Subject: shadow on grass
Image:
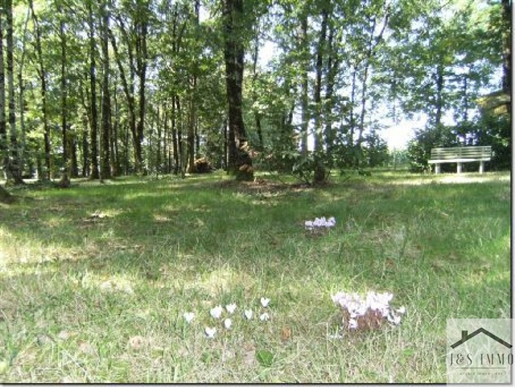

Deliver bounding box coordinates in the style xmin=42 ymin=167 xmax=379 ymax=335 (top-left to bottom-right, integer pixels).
xmin=0 ymin=171 xmax=510 ymax=288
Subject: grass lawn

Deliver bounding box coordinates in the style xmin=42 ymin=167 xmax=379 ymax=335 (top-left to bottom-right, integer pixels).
xmin=0 ymin=170 xmax=511 ymax=383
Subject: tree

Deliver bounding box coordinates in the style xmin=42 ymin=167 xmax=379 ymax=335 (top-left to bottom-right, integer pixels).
xmin=501 ymin=0 xmax=511 ymax=115
xmin=0 ymin=4 xmax=7 ymax=179
xmin=29 ymin=0 xmax=52 ymax=180
xmin=6 ymin=0 xmax=23 ymax=183
xmin=100 ymin=0 xmax=112 ymax=180
xmin=223 ymin=0 xmax=253 ymax=181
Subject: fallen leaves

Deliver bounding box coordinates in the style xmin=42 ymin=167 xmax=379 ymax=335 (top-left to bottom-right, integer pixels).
xmin=280 ymin=327 xmax=291 ymax=342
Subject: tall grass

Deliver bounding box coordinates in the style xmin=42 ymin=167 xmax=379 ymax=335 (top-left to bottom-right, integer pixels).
xmin=0 ymin=171 xmax=510 ymax=382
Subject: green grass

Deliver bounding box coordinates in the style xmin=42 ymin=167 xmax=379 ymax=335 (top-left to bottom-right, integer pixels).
xmin=0 ymin=170 xmax=511 ymax=383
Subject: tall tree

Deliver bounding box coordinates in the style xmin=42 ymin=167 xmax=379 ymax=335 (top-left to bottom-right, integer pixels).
xmin=0 ymin=4 xmax=7 ymax=179
xmin=501 ymin=0 xmax=511 ymax=115
xmin=88 ymin=0 xmax=100 ymax=179
xmin=223 ymin=0 xmax=253 ymax=181
xmin=100 ymin=0 xmax=112 ymax=179
xmin=59 ymin=17 xmax=70 ymax=184
xmin=312 ymin=3 xmax=329 ymax=184
xmin=29 ymin=0 xmax=52 ymax=180
xmin=6 ymin=0 xmax=23 ymax=183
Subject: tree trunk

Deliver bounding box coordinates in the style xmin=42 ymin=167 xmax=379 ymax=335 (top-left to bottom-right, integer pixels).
xmin=29 ymin=0 xmax=52 ymax=180
xmin=111 ymin=73 xmax=119 ymax=176
xmin=0 ymin=10 xmax=7 ymax=179
xmin=324 ymin=22 xmax=338 ymax=155
xmin=100 ymin=0 xmax=111 ymax=180
xmin=187 ymin=0 xmax=200 ymax=173
xmin=108 ymin=23 xmax=137 ymax=175
xmin=435 ymin=63 xmax=444 ymax=127
xmin=17 ymin=7 xmax=30 ymax=178
xmin=312 ymin=7 xmax=328 ymax=185
xmin=171 ymin=95 xmax=179 ymax=175
xmin=134 ymin=3 xmax=149 ymax=174
xmin=6 ymin=0 xmax=23 ymax=184
xmin=300 ymin=13 xmax=309 ymax=156
xmin=88 ymin=1 xmax=100 ymax=179
xmin=176 ymin=96 xmax=186 ymax=177
xmin=223 ymin=0 xmax=253 ymax=181
xmin=502 ymin=0 xmax=511 ymax=116
xmin=356 ymin=9 xmax=389 ymax=158
xmin=59 ymin=18 xmax=69 ymax=184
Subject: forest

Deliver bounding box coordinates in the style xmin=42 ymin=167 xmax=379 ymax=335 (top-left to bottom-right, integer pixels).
xmin=0 ymin=1 xmax=511 ymax=382
xmin=0 ymin=0 xmax=511 ymax=188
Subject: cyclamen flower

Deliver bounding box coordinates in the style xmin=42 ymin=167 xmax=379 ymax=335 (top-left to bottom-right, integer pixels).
xmin=183 ymin=312 xmax=195 ymax=324
xmin=225 ymin=303 xmax=237 ymax=314
xmin=305 ymin=216 xmax=336 ymax=230
xmin=205 ymin=327 xmax=216 ymax=339
xmin=260 ymin=297 xmax=270 ymax=308
xmin=331 ymin=290 xmax=406 ymax=330
xmin=224 ymin=318 xmax=232 ymax=330
xmin=210 ymin=305 xmax=223 ymax=319
xmin=244 ymin=310 xmax=253 ymax=320
xmin=348 ymin=318 xmax=358 ymax=330
xmin=260 ymin=313 xmax=270 ymax=321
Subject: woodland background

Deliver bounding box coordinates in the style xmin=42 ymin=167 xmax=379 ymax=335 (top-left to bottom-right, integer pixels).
xmin=0 ymin=0 xmax=511 ymax=188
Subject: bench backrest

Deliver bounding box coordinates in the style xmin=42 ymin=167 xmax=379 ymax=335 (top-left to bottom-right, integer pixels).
xmin=430 ymin=146 xmax=492 ymax=161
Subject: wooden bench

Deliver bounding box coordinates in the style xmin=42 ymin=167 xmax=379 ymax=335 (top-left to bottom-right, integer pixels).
xmin=428 ymin=146 xmax=492 ymax=174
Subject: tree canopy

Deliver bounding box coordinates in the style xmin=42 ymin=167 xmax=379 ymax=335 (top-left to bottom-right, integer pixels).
xmin=0 ymin=0 xmax=509 ymax=186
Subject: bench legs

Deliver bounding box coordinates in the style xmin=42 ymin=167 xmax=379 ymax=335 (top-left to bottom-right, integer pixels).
xmin=433 ymin=162 xmax=485 ymax=174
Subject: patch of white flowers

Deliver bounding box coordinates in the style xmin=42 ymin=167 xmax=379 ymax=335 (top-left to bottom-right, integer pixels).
xmin=182 ymin=297 xmax=272 ymax=339
xmin=331 ymin=291 xmax=406 ymax=332
xmin=305 ymin=216 xmax=336 ymax=231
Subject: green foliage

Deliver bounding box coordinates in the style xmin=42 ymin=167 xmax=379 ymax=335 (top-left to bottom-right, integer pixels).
xmin=3 ymin=0 xmax=506 ymax=182
xmin=407 ymin=125 xmax=458 ymax=172
xmin=476 ymin=111 xmax=511 ymax=170
xmin=256 ymin=349 xmax=274 ymax=367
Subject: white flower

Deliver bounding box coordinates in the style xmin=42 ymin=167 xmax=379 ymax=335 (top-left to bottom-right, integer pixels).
xmin=396 ymin=306 xmax=406 ymax=315
xmin=204 ymin=327 xmax=216 ymax=338
xmin=225 ymin=303 xmax=237 ymax=314
xmin=224 ymin=318 xmax=232 ymax=330
xmin=348 ymin=318 xmax=358 ymax=330
xmin=210 ymin=305 xmax=223 ymax=319
xmin=305 ymin=220 xmax=314 ymax=230
xmin=387 ymin=313 xmax=402 ymax=325
xmin=244 ymin=309 xmax=253 ymax=320
xmin=183 ymin=312 xmax=195 ymax=323
xmin=260 ymin=313 xmax=270 ymax=321
xmin=260 ymin=297 xmax=270 ymax=308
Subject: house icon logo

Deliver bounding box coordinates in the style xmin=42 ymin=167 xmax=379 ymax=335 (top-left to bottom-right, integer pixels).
xmin=451 ymin=328 xmax=512 ymax=349
xmin=447 ymin=319 xmax=512 ymax=383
